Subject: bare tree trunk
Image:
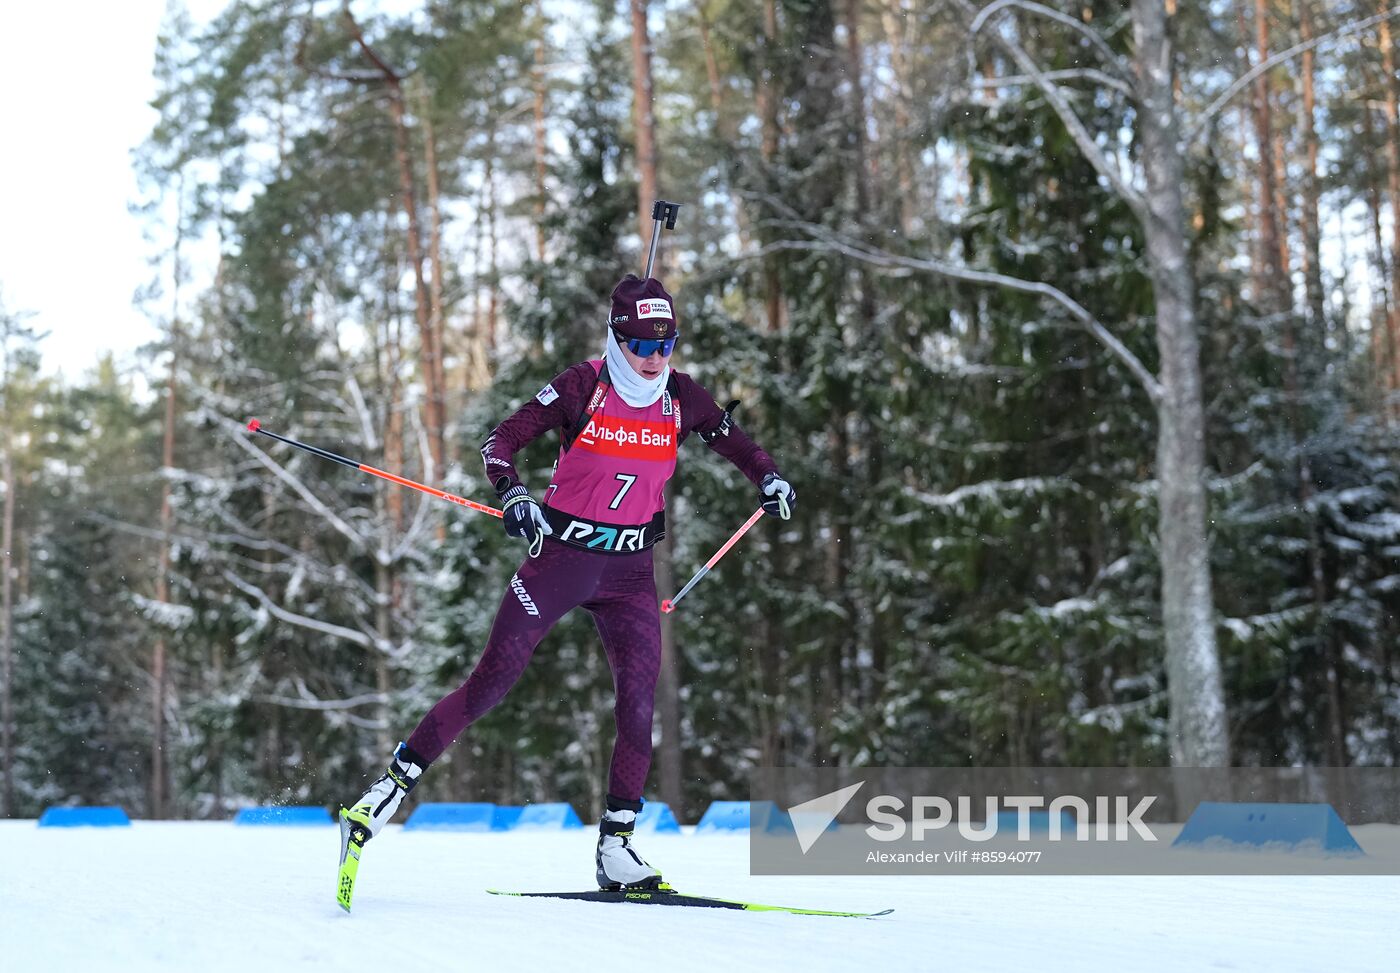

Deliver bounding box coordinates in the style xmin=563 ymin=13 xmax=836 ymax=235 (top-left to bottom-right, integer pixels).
xmin=388 ymin=91 xmax=444 ymax=473
xmin=844 ymin=0 xmax=875 ymax=244
xmin=373 ymin=554 xmax=394 ymax=758
xmin=485 ymin=139 xmax=500 ymax=359
xmin=1 ymin=440 xmax=13 ymax=817
xmin=417 ymin=81 xmax=449 ymax=470
xmin=630 ymin=0 xmax=659 ymax=232
xmin=1132 ymin=0 xmax=1229 ymax=766
xmin=153 ymin=368 xmax=176 ymax=819
xmin=1364 ymin=100 xmax=1394 ymax=395
xmin=210 ymin=642 xmax=225 ymax=814
xmin=1299 ymin=1 xmax=1326 ymax=334
xmin=697 ymin=2 xmax=725 ymax=128
xmin=1381 ymin=12 xmax=1400 ymax=406
xmin=377 ymin=268 xmax=406 ymax=756
xmin=840 ymin=0 xmax=875 ymax=711
xmin=880 ymin=0 xmax=915 ymax=236
xmin=150 ymin=179 xmax=189 ymax=819
xmin=698 ymin=2 xmax=755 ymax=256
xmin=345 ymin=12 xmax=446 ymax=476
xmin=1272 ymin=123 xmax=1293 ymax=290
xmin=465 ymin=180 xmax=492 ymax=390
xmin=1251 ymin=0 xmax=1288 ymax=312
xmin=1292 ymin=0 xmax=1346 ymax=764
xmin=759 ymin=0 xmax=786 ymax=333
xmin=532 ymin=0 xmax=549 ymax=263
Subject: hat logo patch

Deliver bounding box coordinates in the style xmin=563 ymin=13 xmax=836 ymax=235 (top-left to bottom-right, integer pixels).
xmin=635 ymin=299 xmax=672 ymax=320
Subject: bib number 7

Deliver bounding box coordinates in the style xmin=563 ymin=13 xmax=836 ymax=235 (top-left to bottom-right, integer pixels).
xmin=609 ymin=473 xmax=637 ymax=510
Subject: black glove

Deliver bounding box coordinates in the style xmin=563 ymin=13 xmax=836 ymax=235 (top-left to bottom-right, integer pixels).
xmin=760 ymin=472 xmax=795 ymax=520
xmin=500 ymin=485 xmax=552 ymax=557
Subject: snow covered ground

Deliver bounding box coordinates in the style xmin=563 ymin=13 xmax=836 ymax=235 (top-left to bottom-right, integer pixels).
xmin=2 ymin=819 xmax=1397 ymax=972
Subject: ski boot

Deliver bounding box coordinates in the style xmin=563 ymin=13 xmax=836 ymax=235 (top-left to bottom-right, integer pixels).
xmin=596 ymin=794 xmax=667 ymax=891
xmin=337 ymin=741 xmax=428 ymax=912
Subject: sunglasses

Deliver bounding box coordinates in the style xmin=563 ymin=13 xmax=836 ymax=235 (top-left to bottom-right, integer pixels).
xmin=614 ymin=330 xmax=678 ymax=357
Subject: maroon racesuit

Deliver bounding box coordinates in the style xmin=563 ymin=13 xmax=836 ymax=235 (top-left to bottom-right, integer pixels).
xmin=406 ymin=360 xmax=778 ymax=800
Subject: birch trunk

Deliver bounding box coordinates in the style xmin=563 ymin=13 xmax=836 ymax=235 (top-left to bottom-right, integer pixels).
xmin=1132 ymin=0 xmax=1229 ymax=766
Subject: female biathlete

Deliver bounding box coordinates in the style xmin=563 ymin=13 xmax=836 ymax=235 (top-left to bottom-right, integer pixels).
xmin=340 ymin=274 xmax=795 ymax=892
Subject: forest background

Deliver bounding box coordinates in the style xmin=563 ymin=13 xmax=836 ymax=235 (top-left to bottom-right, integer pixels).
xmin=3 ymin=0 xmax=1400 ymax=823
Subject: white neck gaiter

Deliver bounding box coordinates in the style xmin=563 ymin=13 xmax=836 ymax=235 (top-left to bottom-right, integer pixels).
xmin=602 ymin=329 xmax=669 ymax=408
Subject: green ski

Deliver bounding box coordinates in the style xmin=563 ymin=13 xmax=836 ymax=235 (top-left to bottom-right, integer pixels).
xmin=337 ymin=807 xmax=371 ymax=913
xmin=487 ymin=887 xmax=892 ymax=919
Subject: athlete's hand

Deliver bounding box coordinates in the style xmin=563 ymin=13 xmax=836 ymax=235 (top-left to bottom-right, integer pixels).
xmin=760 ymin=472 xmax=795 ymax=520
xmin=500 ymin=485 xmax=553 ymax=557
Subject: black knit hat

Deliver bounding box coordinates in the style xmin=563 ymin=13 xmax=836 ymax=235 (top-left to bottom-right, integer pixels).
xmin=609 ymin=274 xmax=678 ymax=340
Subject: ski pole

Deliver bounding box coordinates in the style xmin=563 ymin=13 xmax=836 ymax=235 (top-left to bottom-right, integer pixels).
xmin=661 ymin=507 xmax=766 ymax=614
xmin=643 ymin=199 xmax=681 ymax=279
xmin=245 ymin=419 xmax=503 ymax=519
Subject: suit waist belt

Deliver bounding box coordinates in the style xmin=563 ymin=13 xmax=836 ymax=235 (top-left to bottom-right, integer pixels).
xmin=543 ymin=506 xmax=667 ymax=554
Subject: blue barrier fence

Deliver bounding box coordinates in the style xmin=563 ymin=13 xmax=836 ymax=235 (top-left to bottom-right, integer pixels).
xmin=492 ymin=805 xmax=524 ymax=831
xmin=234 ymin=806 xmax=333 ymax=826
xmin=1172 ymin=802 xmax=1363 ymax=855
xmin=515 ymin=802 xmax=584 ymax=829
xmin=405 ymin=802 xmax=579 ymax=831
xmin=39 ymin=806 xmax=131 ymax=828
xmin=635 ymin=801 xmax=680 ymax=833
xmin=406 ymin=803 xmax=503 ymax=832
xmin=695 ymin=800 xmax=792 ymax=833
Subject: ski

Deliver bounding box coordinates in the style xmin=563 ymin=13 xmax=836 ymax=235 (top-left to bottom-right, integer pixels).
xmin=336 ymin=808 xmax=370 ymax=913
xmin=486 ymin=887 xmax=892 ymax=919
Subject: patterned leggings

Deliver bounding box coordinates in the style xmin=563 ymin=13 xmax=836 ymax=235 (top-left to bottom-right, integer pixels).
xmin=406 ymin=540 xmax=661 ymax=801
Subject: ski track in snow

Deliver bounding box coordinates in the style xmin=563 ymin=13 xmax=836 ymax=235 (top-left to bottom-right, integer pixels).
xmin=1 ymin=821 xmax=1396 ymax=972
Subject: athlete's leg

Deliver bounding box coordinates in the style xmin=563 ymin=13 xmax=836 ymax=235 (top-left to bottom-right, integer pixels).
xmin=407 ymin=541 xmax=602 ymax=762
xmin=587 ymin=550 xmax=664 ymax=887
xmin=586 ymin=551 xmax=663 ymax=802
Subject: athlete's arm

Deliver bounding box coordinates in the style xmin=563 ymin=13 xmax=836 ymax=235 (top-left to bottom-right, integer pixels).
xmin=673 ymin=372 xmax=779 ymax=487
xmin=480 ymin=362 xmax=596 ymax=497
